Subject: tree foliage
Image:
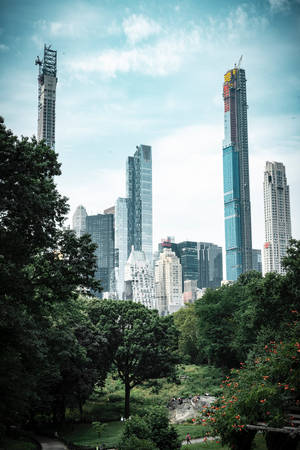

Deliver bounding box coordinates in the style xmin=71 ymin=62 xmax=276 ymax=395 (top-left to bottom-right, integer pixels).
xmin=87 ymin=299 xmax=179 ymax=417
xmin=119 ymin=406 xmax=180 ymax=450
xmin=0 ymin=119 xmax=104 ymax=429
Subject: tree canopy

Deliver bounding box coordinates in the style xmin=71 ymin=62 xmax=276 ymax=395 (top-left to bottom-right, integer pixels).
xmin=87 ymin=299 xmax=179 ymax=418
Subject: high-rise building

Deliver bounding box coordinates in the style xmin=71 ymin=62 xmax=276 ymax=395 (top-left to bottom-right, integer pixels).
xmin=177 ymin=241 xmax=198 ymax=285
xmin=158 ymin=238 xmax=223 ymax=290
xmin=124 ymin=246 xmax=155 ymax=309
xmin=127 ymin=145 xmax=152 ymax=262
xmin=252 ymin=249 xmax=262 ymax=274
xmin=263 ymin=161 xmax=291 ymax=274
xmin=197 ymin=242 xmax=223 ymax=288
xmin=86 ymin=213 xmax=114 ymax=297
xmin=35 ymin=45 xmax=57 ymax=149
xmin=223 ymin=65 xmax=252 ymax=281
xmin=72 ymin=205 xmax=87 ymax=238
xmin=155 ymin=248 xmax=183 ymax=315
xmin=115 ymin=198 xmax=128 ymax=299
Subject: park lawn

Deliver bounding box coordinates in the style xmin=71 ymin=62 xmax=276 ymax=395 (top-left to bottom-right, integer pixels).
xmin=1 ymin=437 xmax=38 ymax=450
xmin=181 ymin=433 xmax=268 ymax=449
xmin=62 ymin=421 xmax=125 ymax=448
xmin=174 ymin=423 xmax=207 ymax=441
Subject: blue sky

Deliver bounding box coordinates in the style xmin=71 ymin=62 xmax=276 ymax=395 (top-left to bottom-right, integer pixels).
xmin=1 ymin=0 xmax=299 ymax=257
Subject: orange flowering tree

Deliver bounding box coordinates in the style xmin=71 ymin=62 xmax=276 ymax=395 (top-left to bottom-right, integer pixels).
xmin=198 ymin=322 xmax=300 ymax=450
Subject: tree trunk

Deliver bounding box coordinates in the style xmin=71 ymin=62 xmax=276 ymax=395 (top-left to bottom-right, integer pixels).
xmin=124 ymin=381 xmax=131 ymax=419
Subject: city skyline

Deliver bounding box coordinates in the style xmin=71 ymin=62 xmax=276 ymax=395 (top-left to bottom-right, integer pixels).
xmin=1 ymin=0 xmax=299 ymax=259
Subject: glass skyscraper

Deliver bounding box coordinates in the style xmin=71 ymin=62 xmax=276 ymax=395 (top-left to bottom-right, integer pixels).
xmin=86 ymin=213 xmax=114 ymax=297
xmin=127 ymin=145 xmax=152 ymax=262
xmin=223 ymin=66 xmax=252 ymax=280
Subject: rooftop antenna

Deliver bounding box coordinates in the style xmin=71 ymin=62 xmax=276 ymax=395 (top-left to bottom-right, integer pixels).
xmin=237 ymin=55 xmax=243 ymax=70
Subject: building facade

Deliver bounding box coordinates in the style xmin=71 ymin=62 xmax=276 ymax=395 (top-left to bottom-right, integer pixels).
xmin=197 ymin=242 xmax=223 ymax=288
xmin=223 ymin=66 xmax=252 ymax=280
xmin=86 ymin=213 xmax=115 ymax=297
xmin=35 ymin=45 xmax=57 ymax=149
xmin=263 ymin=161 xmax=291 ymax=274
xmin=115 ymin=198 xmax=128 ymax=299
xmin=72 ymin=205 xmax=87 ymax=238
xmin=124 ymin=246 xmax=155 ymax=309
xmin=252 ymin=249 xmax=262 ymax=274
xmin=158 ymin=238 xmax=223 ymax=290
xmin=127 ymin=145 xmax=152 ymax=262
xmin=155 ymin=248 xmax=183 ymax=315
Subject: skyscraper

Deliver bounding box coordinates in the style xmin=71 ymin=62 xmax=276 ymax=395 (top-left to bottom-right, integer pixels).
xmin=35 ymin=45 xmax=57 ymax=149
xmin=223 ymin=65 xmax=252 ymax=280
xmin=252 ymin=249 xmax=262 ymax=274
xmin=72 ymin=205 xmax=87 ymax=238
xmin=124 ymin=246 xmax=155 ymax=309
xmin=263 ymin=161 xmax=291 ymax=274
xmin=155 ymin=248 xmax=183 ymax=315
xmin=127 ymin=145 xmax=152 ymax=262
xmin=197 ymin=242 xmax=223 ymax=289
xmin=86 ymin=213 xmax=114 ymax=296
xmin=115 ymin=198 xmax=128 ymax=299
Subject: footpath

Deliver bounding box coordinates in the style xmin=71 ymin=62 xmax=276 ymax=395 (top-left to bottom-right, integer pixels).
xmin=182 ymin=436 xmax=219 ymax=446
xmin=36 ymin=436 xmax=67 ymax=450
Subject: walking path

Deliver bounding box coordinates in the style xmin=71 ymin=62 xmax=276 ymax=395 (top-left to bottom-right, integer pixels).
xmin=182 ymin=436 xmax=220 ymax=446
xmin=36 ymin=436 xmax=67 ymax=450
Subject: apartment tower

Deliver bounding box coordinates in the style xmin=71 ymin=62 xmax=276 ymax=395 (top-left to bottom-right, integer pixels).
xmin=35 ymin=45 xmax=57 ymax=149
xmin=263 ymin=161 xmax=291 ymax=274
xmin=223 ymin=64 xmax=252 ymax=280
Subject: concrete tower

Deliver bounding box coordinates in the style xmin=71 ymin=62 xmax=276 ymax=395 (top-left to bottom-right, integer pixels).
xmin=223 ymin=63 xmax=252 ymax=280
xmin=155 ymin=248 xmax=183 ymax=316
xmin=72 ymin=205 xmax=87 ymax=238
xmin=35 ymin=45 xmax=57 ymax=149
xmin=263 ymin=161 xmax=291 ymax=274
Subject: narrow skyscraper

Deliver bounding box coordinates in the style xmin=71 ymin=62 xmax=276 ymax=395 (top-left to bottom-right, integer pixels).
xmin=127 ymin=145 xmax=153 ymax=262
xmin=223 ymin=63 xmax=252 ymax=280
xmin=115 ymin=197 xmax=128 ymax=299
xmin=263 ymin=161 xmax=291 ymax=274
xmin=35 ymin=45 xmax=57 ymax=149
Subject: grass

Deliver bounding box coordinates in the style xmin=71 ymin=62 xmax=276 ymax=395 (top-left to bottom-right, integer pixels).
xmin=1 ymin=437 xmax=38 ymax=450
xmin=72 ymin=364 xmax=223 ymax=423
xmin=174 ymin=424 xmax=207 ymax=441
xmin=62 ymin=421 xmax=124 ymax=448
xmin=181 ymin=433 xmax=268 ymax=449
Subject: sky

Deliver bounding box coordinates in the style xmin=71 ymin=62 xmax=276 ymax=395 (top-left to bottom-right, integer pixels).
xmin=1 ymin=0 xmax=300 ymax=260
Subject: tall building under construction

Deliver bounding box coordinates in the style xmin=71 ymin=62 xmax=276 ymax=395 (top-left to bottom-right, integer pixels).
xmin=222 ymin=63 xmax=253 ymax=280
xmin=35 ymin=45 xmax=57 ymax=149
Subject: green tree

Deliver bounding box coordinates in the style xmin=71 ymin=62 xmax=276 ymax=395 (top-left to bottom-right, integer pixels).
xmin=201 ymin=329 xmax=300 ymax=450
xmin=0 ymin=119 xmax=102 ymax=429
xmin=119 ymin=406 xmax=180 ymax=450
xmin=173 ymin=304 xmax=200 ymax=363
xmin=88 ymin=300 xmax=179 ymax=418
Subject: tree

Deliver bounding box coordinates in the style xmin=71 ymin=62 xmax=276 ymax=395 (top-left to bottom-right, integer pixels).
xmin=119 ymin=406 xmax=180 ymax=450
xmin=88 ymin=300 xmax=179 ymax=418
xmin=0 ymin=119 xmax=102 ymax=428
xmin=173 ymin=304 xmax=200 ymax=363
xmin=200 ymin=325 xmax=300 ymax=450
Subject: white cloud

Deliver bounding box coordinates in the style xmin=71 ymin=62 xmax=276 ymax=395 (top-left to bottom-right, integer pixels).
xmin=70 ymin=30 xmax=201 ymax=77
xmin=0 ymin=44 xmax=9 ymax=51
xmin=122 ymin=14 xmax=161 ymax=44
xmin=268 ymin=0 xmax=290 ymax=12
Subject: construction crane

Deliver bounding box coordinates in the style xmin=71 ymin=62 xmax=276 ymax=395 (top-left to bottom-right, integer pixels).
xmin=237 ymin=55 xmax=243 ymax=70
